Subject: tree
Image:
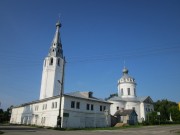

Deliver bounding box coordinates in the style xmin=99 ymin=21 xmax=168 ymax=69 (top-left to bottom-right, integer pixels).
xmin=148 ymin=111 xmax=159 ymax=125
xmin=154 ymin=99 xmax=180 ymax=122
xmin=168 ymin=106 xmax=180 ymax=121
xmin=142 ymin=99 xmax=180 ymax=125
xmin=0 ymin=106 xmax=13 ymax=123
xmin=0 ymin=109 xmax=4 ymax=123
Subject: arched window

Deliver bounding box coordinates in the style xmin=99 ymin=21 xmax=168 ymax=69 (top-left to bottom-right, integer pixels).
xmin=134 ymin=88 xmax=136 ymax=95
xmin=58 ymin=59 xmax=60 ymax=66
xmin=49 ymin=58 xmax=53 ymax=65
xmin=121 ymin=89 xmax=123 ymax=95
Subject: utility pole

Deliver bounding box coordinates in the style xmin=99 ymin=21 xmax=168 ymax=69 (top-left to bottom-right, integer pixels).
xmin=57 ymin=57 xmax=66 ymax=128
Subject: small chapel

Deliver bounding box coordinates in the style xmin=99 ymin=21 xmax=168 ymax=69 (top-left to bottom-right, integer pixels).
xmin=108 ymin=67 xmax=154 ymax=124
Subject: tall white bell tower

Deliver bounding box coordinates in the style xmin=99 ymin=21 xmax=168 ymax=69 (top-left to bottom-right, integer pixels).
xmin=39 ymin=21 xmax=65 ymax=100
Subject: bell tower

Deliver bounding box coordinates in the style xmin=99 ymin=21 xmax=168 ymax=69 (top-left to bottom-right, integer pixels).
xmin=39 ymin=21 xmax=65 ymax=100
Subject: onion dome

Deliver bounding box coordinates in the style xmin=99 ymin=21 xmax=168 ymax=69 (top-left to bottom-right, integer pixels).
xmin=123 ymin=67 xmax=128 ymax=75
xmin=119 ymin=67 xmax=136 ymax=83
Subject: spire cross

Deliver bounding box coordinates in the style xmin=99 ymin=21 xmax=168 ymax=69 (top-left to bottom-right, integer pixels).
xmin=58 ymin=13 xmax=61 ymax=21
xmin=123 ymin=60 xmax=126 ymax=68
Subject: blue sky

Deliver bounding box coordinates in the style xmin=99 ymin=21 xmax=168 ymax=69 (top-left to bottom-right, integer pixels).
xmin=0 ymin=0 xmax=180 ymax=110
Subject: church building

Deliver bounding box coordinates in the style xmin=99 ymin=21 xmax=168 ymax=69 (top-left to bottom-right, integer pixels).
xmin=10 ymin=21 xmax=111 ymax=128
xmin=10 ymin=20 xmax=154 ymax=127
xmin=108 ymin=67 xmax=154 ymax=123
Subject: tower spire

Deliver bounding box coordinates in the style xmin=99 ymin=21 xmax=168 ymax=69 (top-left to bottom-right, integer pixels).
xmin=48 ymin=20 xmax=63 ymax=58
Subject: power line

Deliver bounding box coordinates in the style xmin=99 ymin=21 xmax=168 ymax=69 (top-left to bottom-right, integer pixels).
xmin=0 ymin=45 xmax=180 ymax=68
xmin=67 ymin=45 xmax=180 ymax=63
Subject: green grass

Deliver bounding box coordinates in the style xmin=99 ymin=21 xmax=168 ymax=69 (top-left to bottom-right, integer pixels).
xmin=0 ymin=131 xmax=4 ymax=134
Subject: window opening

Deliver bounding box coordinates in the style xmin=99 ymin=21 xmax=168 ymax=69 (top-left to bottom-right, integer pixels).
xmin=76 ymin=102 xmax=80 ymax=109
xmin=71 ymin=101 xmax=75 ymax=108
xmin=50 ymin=58 xmax=53 ymax=65
xmin=100 ymin=105 xmax=103 ymax=111
xmin=87 ymin=104 xmax=90 ymax=110
xmin=128 ymin=88 xmax=130 ymax=95
xmin=121 ymin=89 xmax=123 ymax=95
xmin=91 ymin=104 xmax=94 ymax=111
xmin=58 ymin=59 xmax=60 ymax=66
xmin=103 ymin=106 xmax=106 ymax=111
xmin=52 ymin=102 xmax=54 ymax=109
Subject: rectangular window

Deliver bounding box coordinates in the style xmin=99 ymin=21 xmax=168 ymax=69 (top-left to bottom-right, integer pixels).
xmin=42 ymin=104 xmax=47 ymax=110
xmin=71 ymin=101 xmax=75 ymax=108
xmin=103 ymin=106 xmax=106 ymax=111
xmin=76 ymin=102 xmax=80 ymax=109
xmin=52 ymin=102 xmax=54 ymax=109
xmin=128 ymin=88 xmax=130 ymax=95
xmin=91 ymin=104 xmax=94 ymax=111
xmin=54 ymin=102 xmax=57 ymax=108
xmin=100 ymin=105 xmax=103 ymax=111
xmin=87 ymin=104 xmax=90 ymax=110
xmin=41 ymin=117 xmax=46 ymax=124
xmin=35 ymin=105 xmax=39 ymax=111
xmin=44 ymin=117 xmax=46 ymax=124
xmin=41 ymin=117 xmax=43 ymax=124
